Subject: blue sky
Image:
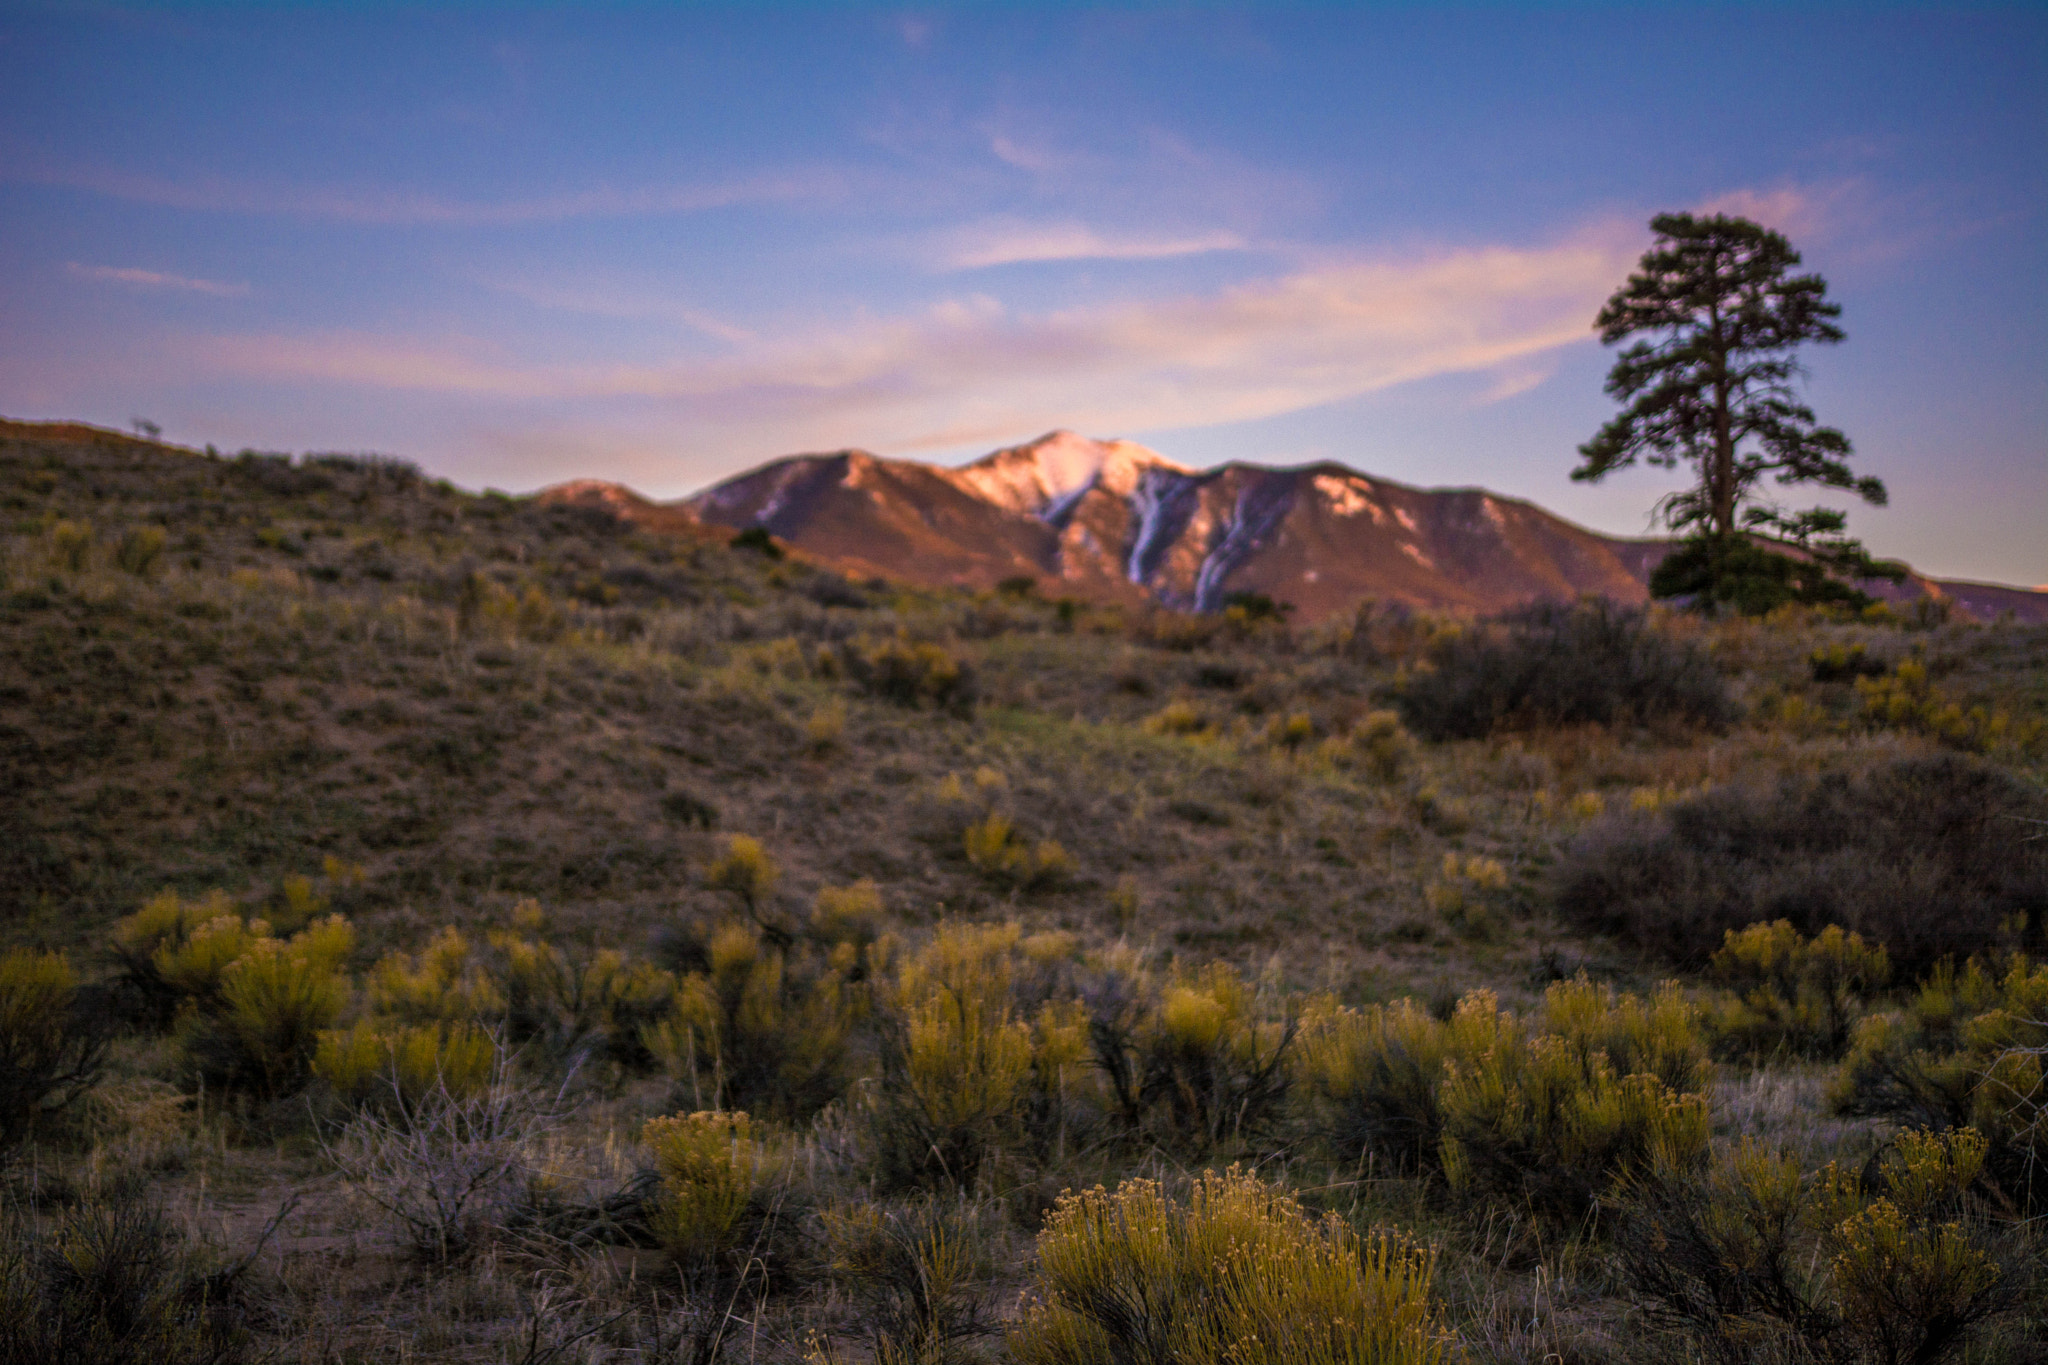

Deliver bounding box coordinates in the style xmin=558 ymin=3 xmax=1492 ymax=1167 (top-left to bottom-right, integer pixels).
xmin=2 ymin=5 xmax=2042 ymax=585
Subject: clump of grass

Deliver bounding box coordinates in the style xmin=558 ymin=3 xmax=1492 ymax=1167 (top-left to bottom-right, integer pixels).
xmin=1010 ymin=1167 xmax=1444 ymax=1365
xmin=815 ymin=1197 xmax=997 ymax=1365
xmin=1706 ymin=920 xmax=1890 ymax=1061
xmin=0 ymin=1187 xmax=260 ymax=1365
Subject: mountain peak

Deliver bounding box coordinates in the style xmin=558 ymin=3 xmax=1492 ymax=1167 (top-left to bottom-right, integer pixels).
xmin=944 ymin=429 xmax=1192 ymax=519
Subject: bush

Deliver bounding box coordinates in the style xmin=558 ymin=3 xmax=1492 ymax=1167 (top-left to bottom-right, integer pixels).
xmin=644 ymin=920 xmax=852 ymax=1119
xmin=846 ymin=637 xmax=976 ymax=714
xmin=312 ymin=1020 xmax=497 ymax=1116
xmin=113 ymin=526 xmax=166 ymax=577
xmin=816 ymin=1198 xmax=997 ymax=1365
xmin=1617 ymin=1130 xmax=2024 ymax=1365
xmin=1832 ymin=955 xmax=2048 ymax=1211
xmin=641 ymin=1110 xmax=781 ymax=1283
xmin=1854 ymin=659 xmax=2042 ymax=755
xmin=961 ymin=812 xmax=1072 ymax=890
xmin=1553 ymin=754 xmax=2048 ymax=974
xmin=179 ymin=917 xmax=354 ymax=1100
xmin=1649 ymin=534 xmax=1873 ymax=615
xmin=869 ymin=924 xmax=1037 ymax=1190
xmin=1088 ymin=961 xmax=1296 ymax=1154
xmin=322 ymin=1059 xmax=554 ymax=1261
xmin=0 ymin=1191 xmax=256 ymax=1365
xmin=1397 ymin=600 xmax=1730 ymax=741
xmin=1707 ymin=920 xmax=1890 ymax=1061
xmin=1009 ymin=1167 xmax=1444 ymax=1365
xmin=0 ymin=949 xmax=110 ymax=1149
xmin=1437 ymin=978 xmax=1711 ymax=1225
xmin=1297 ymin=979 xmax=1710 ymax=1224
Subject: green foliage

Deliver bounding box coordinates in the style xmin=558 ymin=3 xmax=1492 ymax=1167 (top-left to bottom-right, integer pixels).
xmin=1297 ymin=978 xmax=1711 ymax=1224
xmin=49 ymin=519 xmax=92 ymax=573
xmin=728 ymin=525 xmax=784 ymax=559
xmin=1010 ymin=1167 xmax=1444 ymax=1365
xmin=1618 ymin=1130 xmax=2022 ymax=1365
xmin=1833 ymin=955 xmax=2048 ymax=1211
xmin=1576 ymin=212 xmax=1881 ymax=544
xmin=1397 ymin=600 xmax=1730 ymax=740
xmin=1650 ymin=534 xmax=1876 ymax=615
xmin=1854 ymin=658 xmax=2043 ymax=754
xmin=1438 ymin=978 xmax=1712 ymax=1224
xmin=0 ymin=1192 xmax=254 ymax=1365
xmin=312 ymin=1019 xmax=497 ymax=1115
xmin=706 ymin=834 xmax=780 ymax=919
xmin=0 ymin=948 xmax=110 ymax=1149
xmin=192 ymin=916 xmax=355 ymax=1100
xmin=1089 ymin=959 xmax=1297 ymax=1154
xmin=1708 ymin=920 xmax=1890 ymax=1061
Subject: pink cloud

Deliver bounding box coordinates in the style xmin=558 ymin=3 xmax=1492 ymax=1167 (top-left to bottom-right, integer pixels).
xmin=67 ymin=262 xmax=250 ymax=297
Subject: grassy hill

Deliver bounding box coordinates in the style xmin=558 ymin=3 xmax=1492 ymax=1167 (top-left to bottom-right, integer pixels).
xmin=3 ymin=418 xmax=2044 ymax=1363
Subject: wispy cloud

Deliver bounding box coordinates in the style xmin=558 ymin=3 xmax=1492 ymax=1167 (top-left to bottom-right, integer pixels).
xmin=941 ymin=221 xmax=1250 ymax=270
xmin=22 ymin=162 xmax=845 ymax=226
xmin=191 ymin=217 xmax=1642 ymax=457
xmin=67 ymin=262 xmax=250 ymax=297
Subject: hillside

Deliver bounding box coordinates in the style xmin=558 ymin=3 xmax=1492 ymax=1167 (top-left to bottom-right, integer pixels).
xmin=5 ymin=416 xmax=2047 ymax=1362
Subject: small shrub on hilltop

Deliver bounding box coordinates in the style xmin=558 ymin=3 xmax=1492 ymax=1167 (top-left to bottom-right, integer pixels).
xmin=0 ymin=948 xmax=111 ymax=1149
xmin=1010 ymin=1167 xmax=1445 ymax=1365
xmin=1397 ymin=599 xmax=1730 ymax=741
xmin=1618 ymin=1129 xmax=2025 ymax=1365
xmin=1707 ymin=920 xmax=1890 ymax=1061
xmin=1832 ymin=954 xmax=2048 ymax=1211
xmin=1554 ymin=753 xmax=2048 ymax=973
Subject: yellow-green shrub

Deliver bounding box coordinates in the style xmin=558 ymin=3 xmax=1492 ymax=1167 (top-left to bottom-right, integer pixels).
xmin=815 ymin=1198 xmax=996 ymax=1365
xmin=1424 ymin=853 xmax=1510 ymax=940
xmin=706 ymin=835 xmax=779 ymax=918
xmin=1833 ymin=955 xmax=2048 ymax=1209
xmin=191 ymin=916 xmax=355 ymax=1099
xmin=1295 ymin=992 xmax=1508 ymax=1175
xmin=1855 ymin=659 xmax=2043 ymax=754
xmin=111 ymin=889 xmax=247 ymax=1021
xmin=641 ymin=1110 xmax=775 ymax=1277
xmin=114 ymin=525 xmax=167 ymax=577
xmin=368 ymin=927 xmax=506 ymax=1023
xmin=1010 ymin=1167 xmax=1444 ymax=1365
xmin=484 ymin=918 xmax=678 ymax=1068
xmin=848 ymin=637 xmax=975 ymax=713
xmin=1438 ymin=1032 xmax=1711 ymax=1224
xmin=312 ymin=1020 xmax=497 ymax=1114
xmin=0 ymin=948 xmax=109 ymax=1148
xmin=1707 ymin=920 xmax=1890 ymax=1060
xmin=1143 ymin=699 xmax=1210 ymax=737
xmin=872 ymin=923 xmax=1037 ymax=1189
xmin=961 ymin=812 xmax=1072 ymax=890
xmin=645 ymin=920 xmax=851 ymax=1119
xmin=1352 ymin=709 xmax=1414 ymax=782
xmin=1618 ymin=1130 xmax=2018 ymax=1364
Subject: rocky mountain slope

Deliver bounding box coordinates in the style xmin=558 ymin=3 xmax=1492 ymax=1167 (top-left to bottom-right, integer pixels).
xmin=563 ymin=430 xmax=2045 ymax=623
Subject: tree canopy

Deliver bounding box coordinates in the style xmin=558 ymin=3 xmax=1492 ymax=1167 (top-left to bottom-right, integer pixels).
xmin=1577 ymin=213 xmax=1898 ymax=606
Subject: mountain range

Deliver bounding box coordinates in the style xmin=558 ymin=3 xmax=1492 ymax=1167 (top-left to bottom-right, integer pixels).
xmin=546 ymin=430 xmax=2047 ymax=624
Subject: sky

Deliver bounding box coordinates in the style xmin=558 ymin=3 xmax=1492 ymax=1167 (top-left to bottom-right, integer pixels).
xmin=1 ymin=5 xmax=2042 ymax=586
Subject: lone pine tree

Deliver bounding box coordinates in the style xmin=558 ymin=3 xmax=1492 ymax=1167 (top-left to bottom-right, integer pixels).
xmin=1576 ymin=212 xmax=1899 ymax=612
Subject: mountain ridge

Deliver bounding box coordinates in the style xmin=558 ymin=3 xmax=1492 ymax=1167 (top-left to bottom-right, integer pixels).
xmin=544 ymin=429 xmax=2047 ymax=624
